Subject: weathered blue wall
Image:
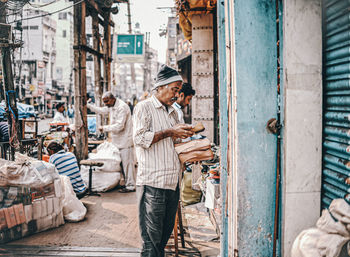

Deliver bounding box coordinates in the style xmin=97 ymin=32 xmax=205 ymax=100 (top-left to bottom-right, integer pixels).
xmin=234 ymin=0 xmax=278 ymax=256
xmin=217 ymin=0 xmax=229 ymax=256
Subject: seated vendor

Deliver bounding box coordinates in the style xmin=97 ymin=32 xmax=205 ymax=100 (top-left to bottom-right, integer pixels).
xmin=0 ymin=121 xmax=9 ymax=142
xmin=47 ymin=141 xmax=87 ymax=199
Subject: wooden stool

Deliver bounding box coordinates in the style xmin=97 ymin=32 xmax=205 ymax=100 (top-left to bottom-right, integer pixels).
xmin=167 ymin=202 xmax=185 ymax=256
xmin=80 ymin=160 xmax=104 ymax=197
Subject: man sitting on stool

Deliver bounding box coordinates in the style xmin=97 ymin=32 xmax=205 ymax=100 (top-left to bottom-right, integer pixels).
xmin=47 ymin=141 xmax=87 ymax=199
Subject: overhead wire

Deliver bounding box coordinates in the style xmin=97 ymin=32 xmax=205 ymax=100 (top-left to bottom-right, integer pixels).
xmin=28 ymin=0 xmax=58 ymax=8
xmin=9 ymin=0 xmax=84 ymax=23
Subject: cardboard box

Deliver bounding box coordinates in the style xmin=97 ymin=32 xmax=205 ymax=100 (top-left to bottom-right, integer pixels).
xmin=10 ymin=225 xmax=22 ymax=240
xmin=13 ymin=204 xmax=26 ymax=224
xmin=46 ymin=198 xmax=53 ymax=215
xmin=0 ymin=209 xmax=7 ymax=230
xmin=54 ymin=179 xmax=62 ymax=198
xmin=52 ymin=197 xmax=61 ymax=215
xmin=21 ymin=223 xmax=29 ymax=237
xmin=32 ymin=201 xmax=42 ymax=220
xmin=57 ymin=211 xmax=64 ymax=227
xmin=24 ymin=204 xmax=33 ymax=223
xmin=4 ymin=207 xmax=17 ymax=228
xmin=41 ymin=200 xmax=48 ymax=217
xmin=37 ymin=214 xmax=53 ymax=232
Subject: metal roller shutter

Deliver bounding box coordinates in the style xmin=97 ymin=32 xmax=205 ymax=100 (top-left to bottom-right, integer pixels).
xmin=322 ymin=0 xmax=350 ymax=209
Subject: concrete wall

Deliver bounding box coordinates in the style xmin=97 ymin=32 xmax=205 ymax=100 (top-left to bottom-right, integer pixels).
xmin=282 ymin=0 xmax=322 ymax=255
xmin=191 ymin=14 xmax=214 ymax=141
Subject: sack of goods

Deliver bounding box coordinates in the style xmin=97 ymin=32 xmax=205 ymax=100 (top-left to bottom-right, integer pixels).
xmin=0 ymin=153 xmax=65 ymax=244
xmin=291 ymin=199 xmax=350 ymax=257
xmin=81 ymin=142 xmax=122 ymax=192
xmin=175 ymin=138 xmax=214 ymax=164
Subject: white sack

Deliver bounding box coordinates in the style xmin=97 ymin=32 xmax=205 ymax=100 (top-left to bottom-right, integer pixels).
xmin=0 ymin=153 xmax=58 ymax=187
xmin=316 ymin=209 xmax=349 ymax=237
xmin=81 ymin=165 xmax=121 ymax=192
xmin=316 ymin=233 xmax=349 ymax=257
xmin=329 ymin=199 xmax=350 ymax=224
xmin=60 ymin=175 xmax=86 ymax=222
xmin=291 ymin=228 xmax=325 ymax=257
xmin=88 ymin=142 xmax=121 ymax=173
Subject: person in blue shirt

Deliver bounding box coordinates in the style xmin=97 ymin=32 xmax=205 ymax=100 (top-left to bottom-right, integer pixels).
xmin=47 ymin=141 xmax=87 ymax=199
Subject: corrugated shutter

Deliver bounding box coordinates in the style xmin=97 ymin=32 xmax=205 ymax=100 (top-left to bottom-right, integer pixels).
xmin=322 ymin=0 xmax=350 ymax=209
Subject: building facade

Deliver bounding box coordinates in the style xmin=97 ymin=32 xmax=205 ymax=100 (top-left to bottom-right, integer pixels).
xmin=173 ymin=0 xmax=326 ymax=256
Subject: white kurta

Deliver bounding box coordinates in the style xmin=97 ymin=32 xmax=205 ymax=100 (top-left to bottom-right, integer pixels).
xmin=87 ymin=99 xmax=133 ymax=149
xmin=53 ymin=111 xmax=69 ymax=123
xmin=88 ymin=99 xmax=135 ymax=189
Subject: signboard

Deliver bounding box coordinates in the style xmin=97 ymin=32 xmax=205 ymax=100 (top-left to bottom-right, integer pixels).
xmin=116 ymin=34 xmax=144 ymax=63
xmin=176 ymin=33 xmax=192 ymax=62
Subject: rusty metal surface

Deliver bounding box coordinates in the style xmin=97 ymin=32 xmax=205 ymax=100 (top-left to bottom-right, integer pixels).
xmin=0 ymin=245 xmax=141 ymax=256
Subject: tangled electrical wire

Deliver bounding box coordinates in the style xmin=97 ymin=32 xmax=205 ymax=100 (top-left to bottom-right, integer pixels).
xmin=3 ymin=0 xmax=30 ymax=12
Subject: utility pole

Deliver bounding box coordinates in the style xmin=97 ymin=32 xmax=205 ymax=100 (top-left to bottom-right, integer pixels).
xmin=127 ymin=0 xmax=136 ymax=98
xmin=0 ymin=3 xmax=23 ymax=159
xmin=73 ymin=0 xmax=88 ymax=162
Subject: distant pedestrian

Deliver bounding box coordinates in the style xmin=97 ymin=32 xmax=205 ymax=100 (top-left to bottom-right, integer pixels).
xmin=133 ymin=64 xmax=194 ymax=257
xmin=53 ymin=102 xmax=69 ymax=124
xmin=47 ymin=141 xmax=87 ymax=199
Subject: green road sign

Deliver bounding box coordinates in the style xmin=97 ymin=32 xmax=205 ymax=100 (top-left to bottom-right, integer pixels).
xmin=117 ymin=34 xmax=144 ymax=55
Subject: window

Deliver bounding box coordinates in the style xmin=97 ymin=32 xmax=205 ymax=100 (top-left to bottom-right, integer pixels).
xmin=62 ymin=30 xmax=67 ymax=38
xmin=30 ymin=26 xmax=38 ymax=30
xmin=58 ymin=12 xmax=67 ymax=20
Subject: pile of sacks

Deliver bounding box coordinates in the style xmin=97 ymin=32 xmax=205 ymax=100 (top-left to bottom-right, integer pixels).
xmin=292 ymin=199 xmax=350 ymax=257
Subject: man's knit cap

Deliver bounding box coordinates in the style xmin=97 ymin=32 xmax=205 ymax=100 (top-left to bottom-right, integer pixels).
xmin=153 ymin=64 xmax=183 ymax=89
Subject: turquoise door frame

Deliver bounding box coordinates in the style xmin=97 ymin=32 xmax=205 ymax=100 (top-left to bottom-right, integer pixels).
xmin=217 ymin=0 xmax=229 ymax=256
xmin=218 ymin=0 xmax=281 ymax=256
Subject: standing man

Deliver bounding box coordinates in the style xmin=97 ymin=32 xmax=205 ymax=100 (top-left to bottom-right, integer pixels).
xmin=87 ymin=91 xmax=135 ymax=192
xmin=133 ymin=64 xmax=194 ymax=257
xmin=172 ymin=82 xmax=195 ymax=124
xmin=53 ymin=102 xmax=69 ymax=123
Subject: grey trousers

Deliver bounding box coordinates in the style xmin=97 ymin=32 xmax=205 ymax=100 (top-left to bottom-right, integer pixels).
xmin=120 ymin=147 xmax=136 ymax=190
xmin=137 ymin=185 xmax=179 ymax=257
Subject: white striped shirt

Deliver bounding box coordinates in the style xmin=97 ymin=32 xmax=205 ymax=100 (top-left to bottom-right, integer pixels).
xmin=133 ymin=95 xmax=181 ymax=190
xmin=49 ymin=150 xmax=86 ymax=193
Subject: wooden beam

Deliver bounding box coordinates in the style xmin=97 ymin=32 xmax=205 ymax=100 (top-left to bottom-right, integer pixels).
xmin=85 ymin=0 xmax=115 ymax=27
xmin=92 ymin=13 xmax=103 ymax=130
xmin=103 ymin=12 xmax=112 ymax=91
xmin=73 ymin=44 xmax=103 ymax=58
xmin=0 ymin=8 xmax=23 ymax=158
xmin=73 ymin=0 xmax=88 ymax=162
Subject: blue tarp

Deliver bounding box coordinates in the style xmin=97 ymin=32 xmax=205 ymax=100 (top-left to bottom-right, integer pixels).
xmin=88 ymin=116 xmax=96 ymax=134
xmin=0 ymin=102 xmax=36 ymax=120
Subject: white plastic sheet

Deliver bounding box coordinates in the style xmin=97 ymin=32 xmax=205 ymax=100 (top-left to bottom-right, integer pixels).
xmin=60 ymin=175 xmax=86 ymax=222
